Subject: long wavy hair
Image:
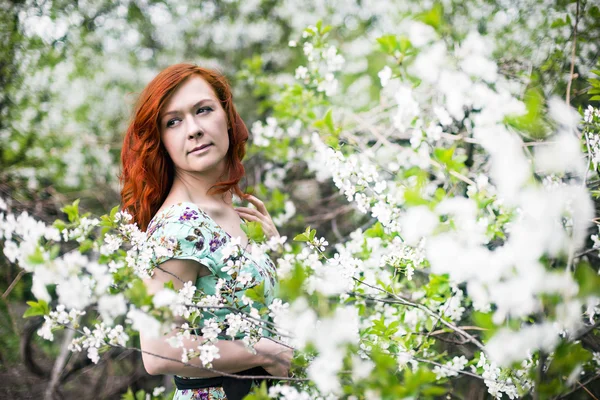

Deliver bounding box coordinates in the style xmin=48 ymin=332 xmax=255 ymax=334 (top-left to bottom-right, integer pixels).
xmin=120 ymin=63 xmax=249 ymax=231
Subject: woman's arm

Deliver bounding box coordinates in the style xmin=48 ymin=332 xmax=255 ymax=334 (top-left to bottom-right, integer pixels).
xmin=139 ymin=258 xmax=280 ymax=377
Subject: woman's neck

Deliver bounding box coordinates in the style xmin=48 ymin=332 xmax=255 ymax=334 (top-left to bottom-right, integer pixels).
xmin=168 ymin=170 xmax=232 ymax=208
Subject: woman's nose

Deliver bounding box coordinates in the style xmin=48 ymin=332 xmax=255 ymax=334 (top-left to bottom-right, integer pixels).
xmin=186 ymin=117 xmax=204 ymax=139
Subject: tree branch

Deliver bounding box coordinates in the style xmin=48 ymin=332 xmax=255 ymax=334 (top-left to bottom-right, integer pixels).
xmin=565 ymin=0 xmax=580 ymax=106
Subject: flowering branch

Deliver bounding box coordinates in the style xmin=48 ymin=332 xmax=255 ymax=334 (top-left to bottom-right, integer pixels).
xmin=351 ymin=280 xmax=486 ymax=351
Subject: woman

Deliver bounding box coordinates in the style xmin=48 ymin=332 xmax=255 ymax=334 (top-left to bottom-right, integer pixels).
xmin=120 ymin=63 xmax=292 ymax=400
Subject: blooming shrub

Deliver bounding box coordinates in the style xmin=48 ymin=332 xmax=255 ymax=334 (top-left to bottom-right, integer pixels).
xmin=2 ymin=0 xmax=600 ymax=399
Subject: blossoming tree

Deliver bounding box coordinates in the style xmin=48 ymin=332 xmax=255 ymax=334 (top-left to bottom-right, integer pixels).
xmin=2 ymin=0 xmax=600 ymax=399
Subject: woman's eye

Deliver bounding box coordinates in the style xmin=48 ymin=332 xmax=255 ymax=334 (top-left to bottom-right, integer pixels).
xmin=166 ymin=119 xmax=179 ymax=128
xmin=197 ymin=107 xmax=213 ymax=114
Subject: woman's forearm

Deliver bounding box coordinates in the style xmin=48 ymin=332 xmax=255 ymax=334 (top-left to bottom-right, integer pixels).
xmin=140 ymin=329 xmax=269 ymax=377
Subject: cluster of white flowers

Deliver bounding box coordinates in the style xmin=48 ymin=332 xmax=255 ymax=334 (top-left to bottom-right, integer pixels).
xmin=584 ymin=107 xmax=600 ymax=170
xmin=293 ymin=26 xmax=345 ymax=96
xmin=268 ymin=385 xmax=313 ymax=400
xmin=473 ymin=353 xmax=520 ymax=399
xmin=439 ymin=288 xmax=466 ymax=322
xmin=432 ymin=355 xmax=468 ymax=380
xmin=126 ymin=306 xmax=162 ymax=339
xmin=272 ymin=200 xmax=297 ymax=227
xmin=201 ymin=318 xmax=221 ymax=342
xmin=37 ymin=305 xmax=86 ymax=341
xmin=584 ymin=105 xmax=599 ymax=124
xmin=100 ymin=233 xmax=123 ymax=255
xmin=0 ymin=209 xmax=60 ymax=268
xmin=308 ymin=236 xmax=328 ymax=252
xmin=251 ymin=117 xmax=286 ymax=147
xmin=181 ymin=343 xmax=221 ymax=368
xmin=380 ymin=238 xmax=426 ymax=280
xmin=69 ymin=323 xmax=129 ymax=364
xmin=166 ymin=323 xmax=193 ymax=349
xmin=64 ymin=217 xmax=100 ymax=243
xmin=173 ymin=281 xmax=197 ymax=318
xmin=311 ymin=133 xmax=401 ymax=232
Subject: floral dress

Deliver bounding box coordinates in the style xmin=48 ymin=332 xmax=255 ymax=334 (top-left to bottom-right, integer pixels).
xmin=146 ymin=202 xmax=279 ymax=400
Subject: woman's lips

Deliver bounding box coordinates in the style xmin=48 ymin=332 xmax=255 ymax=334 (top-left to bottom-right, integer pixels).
xmin=190 ymin=144 xmax=212 ymax=154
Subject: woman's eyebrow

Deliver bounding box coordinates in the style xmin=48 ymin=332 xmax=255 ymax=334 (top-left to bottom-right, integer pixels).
xmin=161 ymin=98 xmax=215 ymax=118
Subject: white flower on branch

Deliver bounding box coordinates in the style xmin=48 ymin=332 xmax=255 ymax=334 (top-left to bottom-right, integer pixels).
xmin=201 ymin=318 xmax=221 ymax=342
xmin=198 ymin=343 xmax=220 ymax=367
xmin=378 ymin=66 xmax=392 ymax=88
xmin=100 ymin=233 xmax=122 ymax=255
xmin=433 ymin=355 xmax=468 ymax=379
xmin=98 ymin=293 xmax=127 ymax=325
xmin=584 ymin=105 xmax=599 ymax=123
xmin=126 ymin=306 xmax=161 ymax=338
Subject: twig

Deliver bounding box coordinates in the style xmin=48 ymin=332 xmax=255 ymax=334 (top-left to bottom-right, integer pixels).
xmin=429 ymin=158 xmax=477 ymax=186
xmin=44 ymin=328 xmax=76 ymax=400
xmin=583 ymin=128 xmax=593 ymax=187
xmin=1 ymin=269 xmax=26 ymax=300
xmin=565 ymin=0 xmax=580 ymax=106
xmin=305 ymin=204 xmax=354 ymax=223
xmin=556 ymin=373 xmax=600 ymax=399
xmin=573 ymin=320 xmax=600 ymax=342
xmin=576 ymin=380 xmax=599 ymax=400
xmin=534 ymin=351 xmax=546 ymax=400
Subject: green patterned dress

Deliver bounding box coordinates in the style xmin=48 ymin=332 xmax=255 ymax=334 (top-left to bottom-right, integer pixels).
xmin=146 ymin=202 xmax=279 ymax=400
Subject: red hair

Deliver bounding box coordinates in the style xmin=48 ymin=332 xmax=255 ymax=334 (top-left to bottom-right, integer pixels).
xmin=120 ymin=63 xmax=249 ymax=231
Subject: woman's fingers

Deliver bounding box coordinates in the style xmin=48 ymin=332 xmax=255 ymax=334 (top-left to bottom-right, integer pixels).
xmin=237 ymin=195 xmax=280 ymax=239
xmin=235 ymin=210 xmax=261 ymax=223
xmin=245 ymin=195 xmax=269 ymax=216
xmin=235 ymin=207 xmax=268 ymax=222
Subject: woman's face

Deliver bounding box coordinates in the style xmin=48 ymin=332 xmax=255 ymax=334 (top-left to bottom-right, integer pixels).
xmin=159 ymin=75 xmax=230 ymax=177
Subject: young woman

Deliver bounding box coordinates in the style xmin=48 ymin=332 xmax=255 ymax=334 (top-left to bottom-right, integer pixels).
xmin=120 ymin=63 xmax=292 ymax=400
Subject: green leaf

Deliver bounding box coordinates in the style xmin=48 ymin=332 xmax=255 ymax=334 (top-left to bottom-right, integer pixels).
xmin=550 ymin=18 xmax=567 ymax=28
xmin=121 ymin=387 xmax=135 ymax=400
xmin=126 ymin=279 xmax=152 ymax=307
xmin=23 ymin=300 xmax=50 ymax=318
xmin=164 ymin=281 xmax=175 ymax=290
xmin=52 ymin=219 xmax=67 ymax=232
xmin=109 ymin=205 xmax=120 ymax=220
xmin=240 ymin=221 xmax=266 ymax=243
xmin=504 ymin=88 xmax=548 ymax=139
xmin=547 ymin=341 xmax=591 ymax=376
xmin=421 ymin=386 xmax=448 ymax=396
xmin=433 ymin=146 xmax=455 ymax=164
xmin=294 ymin=226 xmax=314 ymax=242
xmin=48 ymin=244 xmax=61 ymax=259
xmin=365 ymin=222 xmax=385 ymax=238
xmin=403 ymin=188 xmax=429 ymax=206
xmin=293 ymin=233 xmax=309 ymax=242
xmin=398 ymin=36 xmax=412 ymax=53
xmin=377 ymin=34 xmax=399 ymax=55
xmin=26 ymin=247 xmax=46 ymax=265
xmin=416 ymin=3 xmax=444 ymax=31
xmin=244 ymin=281 xmax=266 ymax=304
xmin=472 ymin=312 xmax=497 ymax=340
xmin=574 ymin=261 xmax=600 ymax=297
xmin=277 ymin=264 xmax=307 ymax=301
xmin=61 ymin=199 xmax=81 ymax=223
xmin=79 ymin=239 xmax=94 ymax=253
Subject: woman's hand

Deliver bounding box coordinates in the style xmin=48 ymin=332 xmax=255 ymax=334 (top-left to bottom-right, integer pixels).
xmin=235 ymin=194 xmax=280 ymax=239
xmin=255 ymin=338 xmax=293 ymax=378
